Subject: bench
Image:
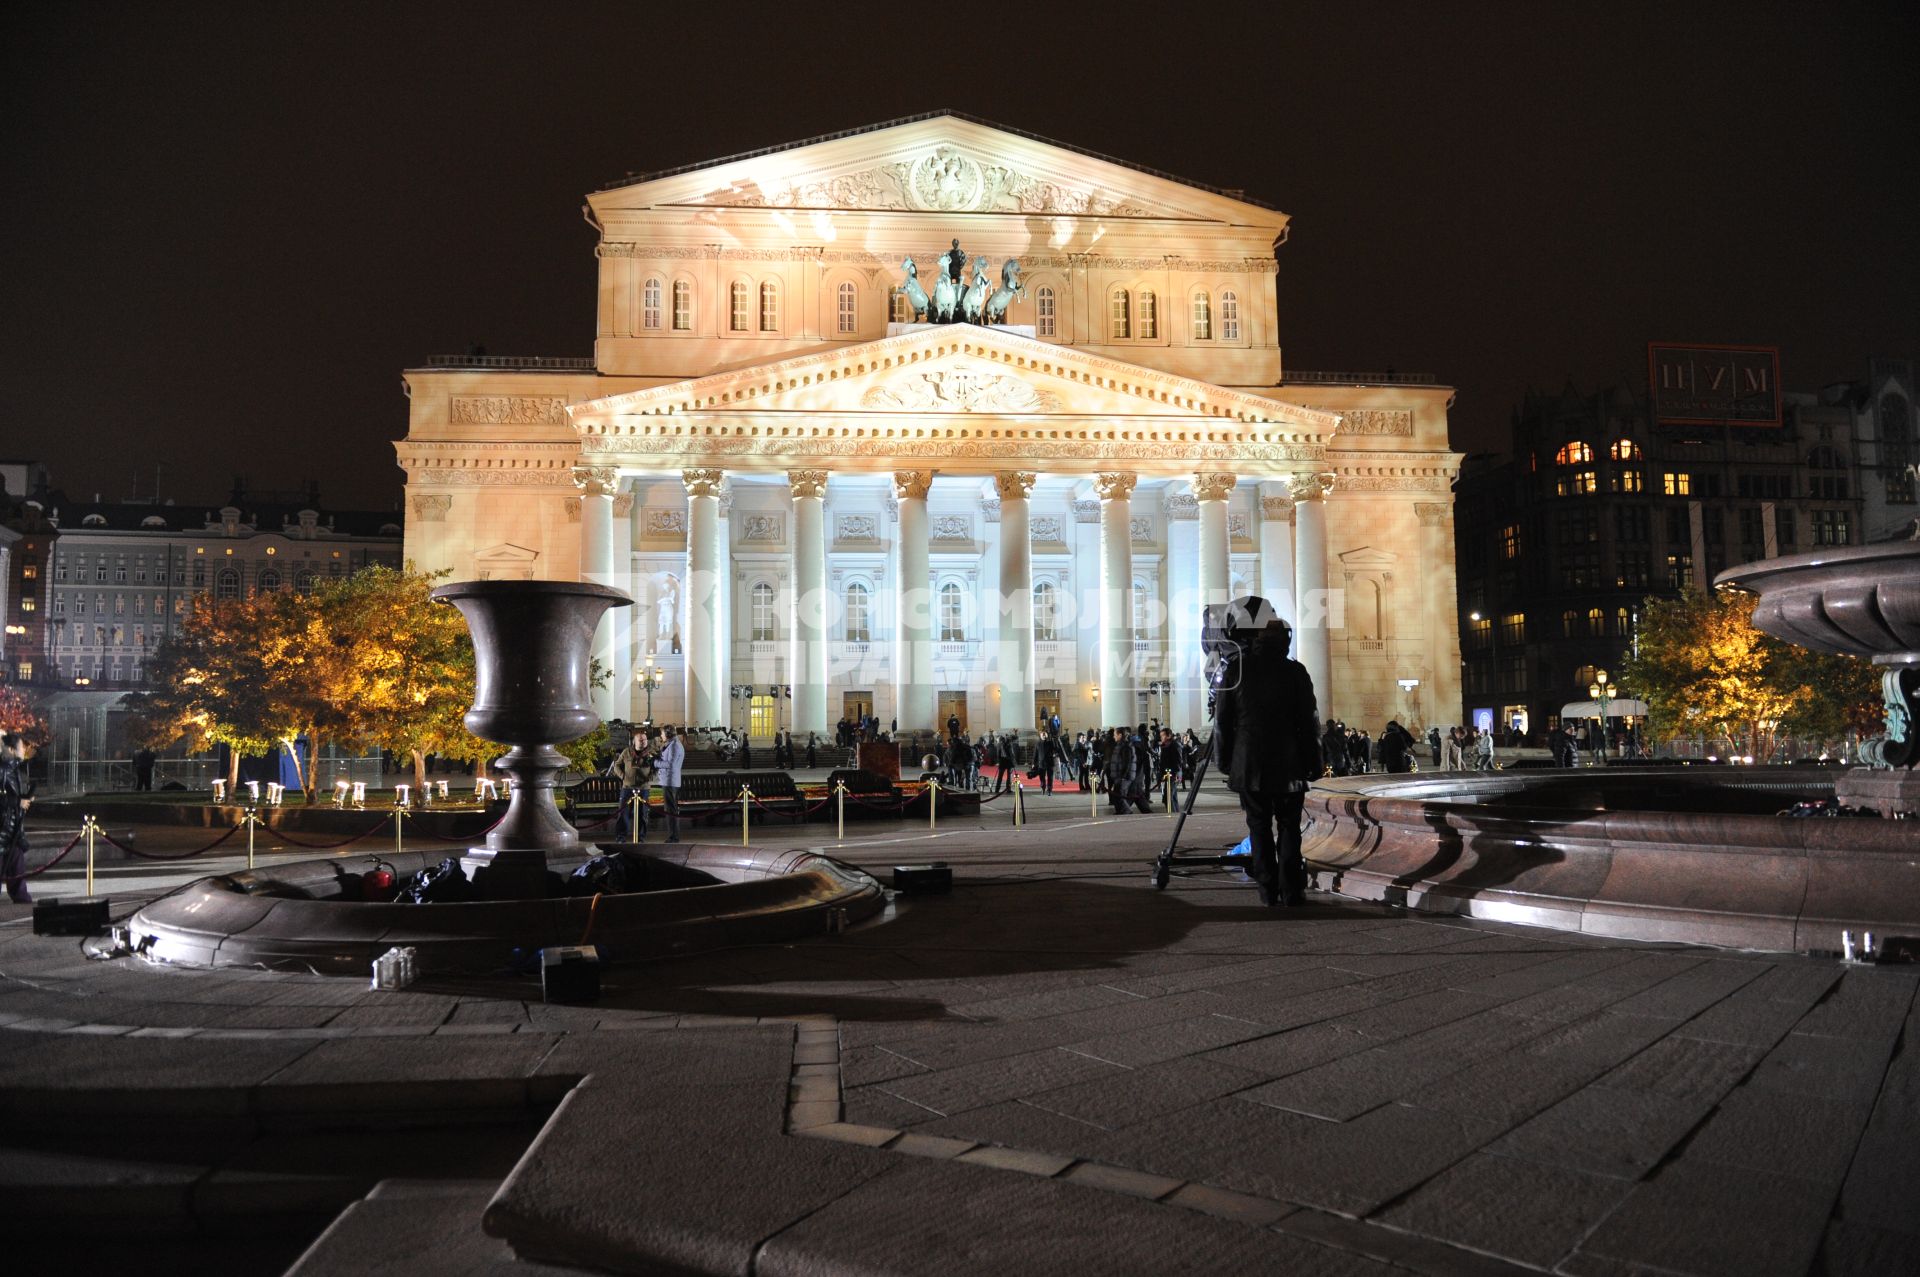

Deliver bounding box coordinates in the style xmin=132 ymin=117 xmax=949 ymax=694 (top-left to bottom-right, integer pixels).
xmin=563 ymin=775 xmax=626 ymax=813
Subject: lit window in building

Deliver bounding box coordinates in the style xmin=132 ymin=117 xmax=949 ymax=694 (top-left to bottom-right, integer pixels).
xmin=642 ymin=277 xmax=662 ymax=330
xmin=750 ymin=582 xmax=775 ymax=642
xmin=1813 ymin=510 xmax=1852 ymax=546
xmin=844 ymin=583 xmax=870 ymax=643
xmin=15 ymin=661 xmax=29 ymax=681
xmin=939 ymin=582 xmax=965 ymax=642
xmin=1610 ymin=439 xmax=1641 ymax=460
xmin=1554 ymin=441 xmax=1594 ymax=465
xmin=1033 ymin=581 xmax=1058 ymax=641
xmin=1663 ymin=471 xmax=1692 ymax=496
xmin=1220 ymin=290 xmax=1240 ymax=341
xmin=1110 ymin=289 xmax=1130 ymax=339
xmin=760 ymin=281 xmax=779 ymax=332
xmin=1191 ymin=290 xmax=1212 ymax=341
xmin=1501 ymin=524 xmax=1521 ymax=559
xmin=1610 ymin=468 xmax=1644 ymax=493
xmin=1500 ymin=612 xmax=1525 ymax=644
xmin=836 ymin=282 xmax=857 ymax=334
xmin=671 ymin=279 xmax=692 ymax=331
xmin=1588 ymin=606 xmax=1604 ymax=634
xmin=749 ymin=694 xmax=775 ymax=737
xmin=1666 ymin=553 xmax=1694 ymax=589
xmin=1562 ymin=609 xmax=1578 ymax=638
xmin=1036 ymin=287 xmax=1056 ymax=338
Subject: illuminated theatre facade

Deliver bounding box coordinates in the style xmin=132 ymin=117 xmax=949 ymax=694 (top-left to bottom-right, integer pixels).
xmin=396 ymin=114 xmax=1462 ymax=738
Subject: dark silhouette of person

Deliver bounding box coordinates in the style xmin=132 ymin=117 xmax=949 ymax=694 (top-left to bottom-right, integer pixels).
xmin=1213 ymin=598 xmax=1324 ymax=907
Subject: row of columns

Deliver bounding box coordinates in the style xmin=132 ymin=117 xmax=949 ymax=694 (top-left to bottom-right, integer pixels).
xmin=577 ymin=464 xmax=1340 ymax=736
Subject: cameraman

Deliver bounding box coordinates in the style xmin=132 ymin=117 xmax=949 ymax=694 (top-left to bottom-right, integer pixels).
xmin=1 ymin=732 xmax=35 ymax=903
xmin=1211 ymin=597 xmax=1323 ymax=907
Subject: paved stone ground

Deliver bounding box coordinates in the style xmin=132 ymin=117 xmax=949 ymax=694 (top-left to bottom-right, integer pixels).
xmin=2 ymin=786 xmax=1916 ymax=1276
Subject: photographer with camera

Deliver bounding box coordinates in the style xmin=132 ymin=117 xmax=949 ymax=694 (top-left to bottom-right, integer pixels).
xmin=1210 ymin=596 xmax=1323 ymax=907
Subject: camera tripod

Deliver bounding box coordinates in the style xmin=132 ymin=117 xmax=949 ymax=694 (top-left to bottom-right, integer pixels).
xmin=1149 ymin=730 xmax=1240 ymax=889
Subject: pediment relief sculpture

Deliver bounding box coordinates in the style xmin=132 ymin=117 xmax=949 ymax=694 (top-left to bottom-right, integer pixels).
xmin=861 ymin=370 xmax=1061 ymax=414
xmin=691 ymin=146 xmax=1158 ymax=218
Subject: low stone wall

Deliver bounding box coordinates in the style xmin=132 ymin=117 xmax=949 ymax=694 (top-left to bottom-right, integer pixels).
xmin=1302 ymin=769 xmax=1920 ymax=952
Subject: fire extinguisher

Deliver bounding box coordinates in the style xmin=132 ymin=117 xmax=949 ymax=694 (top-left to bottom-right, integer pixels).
xmin=362 ymin=859 xmax=398 ymax=901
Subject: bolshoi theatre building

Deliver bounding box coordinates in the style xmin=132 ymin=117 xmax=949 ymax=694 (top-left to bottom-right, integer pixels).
xmin=395 ymin=113 xmax=1462 ymax=740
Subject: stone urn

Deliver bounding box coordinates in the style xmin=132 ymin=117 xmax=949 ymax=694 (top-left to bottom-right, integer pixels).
xmin=431 ymin=579 xmax=632 ymax=897
xmin=1716 ymin=542 xmax=1920 ymax=813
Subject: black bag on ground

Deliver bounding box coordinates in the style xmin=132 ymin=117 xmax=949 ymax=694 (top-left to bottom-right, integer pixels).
xmin=403 ymin=857 xmax=474 ymax=904
xmin=569 ymin=851 xmax=635 ymax=895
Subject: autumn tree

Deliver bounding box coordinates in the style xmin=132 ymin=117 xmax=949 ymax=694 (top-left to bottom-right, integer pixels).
xmin=0 ymin=684 xmax=49 ymax=747
xmin=1622 ymin=588 xmax=1879 ymax=759
xmin=130 ymin=595 xmax=286 ymax=788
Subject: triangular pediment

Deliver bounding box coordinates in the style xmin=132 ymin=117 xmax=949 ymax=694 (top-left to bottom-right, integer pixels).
xmin=590 ymin=113 xmax=1286 ymax=231
xmin=569 ymin=326 xmax=1335 ymax=431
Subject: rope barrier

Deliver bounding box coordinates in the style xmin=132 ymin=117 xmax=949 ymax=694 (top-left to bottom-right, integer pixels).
xmin=264 ymin=821 xmax=391 ymax=851
xmin=17 ymin=830 xmax=85 ymax=877
xmin=95 ymin=824 xmax=240 ymax=861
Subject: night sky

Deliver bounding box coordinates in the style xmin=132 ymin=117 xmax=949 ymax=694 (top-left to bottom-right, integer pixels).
xmin=5 ymin=2 xmax=1915 ymax=513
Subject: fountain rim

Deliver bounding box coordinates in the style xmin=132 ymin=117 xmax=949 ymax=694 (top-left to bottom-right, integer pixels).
xmin=1714 ymin=540 xmax=1920 ymax=592
xmin=429 ymin=579 xmax=635 ymax=606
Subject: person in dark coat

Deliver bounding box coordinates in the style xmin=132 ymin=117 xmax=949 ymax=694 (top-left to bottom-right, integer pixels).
xmin=1 ymin=733 xmax=36 ymax=903
xmin=1212 ymin=601 xmax=1323 ymax=907
xmin=1380 ymin=720 xmax=1416 ymax=774
xmin=1130 ymin=724 xmax=1156 ymax=813
xmin=1034 ymin=730 xmax=1057 ymax=795
xmin=1101 ymin=726 xmax=1139 ymax=813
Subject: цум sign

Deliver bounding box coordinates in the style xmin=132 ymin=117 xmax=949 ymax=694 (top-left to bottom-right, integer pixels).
xmin=1647 ymin=342 xmax=1782 ymax=427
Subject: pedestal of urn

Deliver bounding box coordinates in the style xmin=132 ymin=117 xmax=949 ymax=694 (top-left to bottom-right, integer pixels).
xmin=431 ymin=579 xmax=633 ymax=898
xmin=1717 ymin=544 xmax=1920 ymax=815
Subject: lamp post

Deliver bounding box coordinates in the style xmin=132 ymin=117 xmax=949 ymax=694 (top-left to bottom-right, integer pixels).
xmin=1588 ymin=669 xmax=1611 ymax=764
xmin=635 ymin=655 xmax=665 ymax=726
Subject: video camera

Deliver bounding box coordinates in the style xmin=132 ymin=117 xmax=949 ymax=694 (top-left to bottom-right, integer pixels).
xmin=1200 ymin=595 xmax=1285 ymax=719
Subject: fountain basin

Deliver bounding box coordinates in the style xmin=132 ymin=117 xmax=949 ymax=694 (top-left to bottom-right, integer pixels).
xmin=122 ymin=843 xmax=885 ymax=974
xmin=1715 ymin=541 xmax=1920 ymax=664
xmin=1303 ymin=770 xmax=1919 ymax=952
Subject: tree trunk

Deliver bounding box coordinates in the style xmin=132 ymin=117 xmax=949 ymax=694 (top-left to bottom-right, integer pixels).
xmin=305 ymin=732 xmax=322 ymax=804
xmin=226 ymin=749 xmax=241 ymax=791
xmin=411 ymin=748 xmax=427 ymax=794
xmin=284 ymin=734 xmax=308 ymax=798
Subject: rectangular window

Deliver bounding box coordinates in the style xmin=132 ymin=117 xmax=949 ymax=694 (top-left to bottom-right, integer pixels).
xmin=15 ymin=661 xmax=29 ymax=682
xmin=1813 ymin=510 xmax=1851 ymax=546
xmin=643 ymin=278 xmax=662 ymax=330
xmin=1663 ymin=472 xmax=1692 ymax=496
xmin=760 ymin=284 xmax=779 ymax=332
xmin=1557 ymin=511 xmax=1600 ymax=545
xmin=1666 ymin=553 xmax=1694 ymax=590
xmin=1220 ymin=291 xmax=1240 ymax=341
xmin=1776 ymin=508 xmax=1796 ymax=548
xmin=1501 ymin=524 xmax=1521 ymax=559
xmin=1499 ymin=612 xmax=1525 ymax=645
xmin=1191 ymin=292 xmax=1212 ymax=341
xmin=1615 ymin=550 xmax=1650 ymax=588
xmin=1614 ymin=505 xmax=1649 ymax=541
xmin=115 ymin=562 xmax=127 ymax=583
xmin=729 ymin=283 xmax=749 ymax=332
xmin=1110 ymin=291 xmax=1130 ymax=339
xmin=1556 ymin=470 xmax=1598 ymax=496
xmin=1563 ymin=550 xmax=1601 ymax=589
xmin=20 ymin=597 xmax=34 ymax=613
xmin=1466 ymin=616 xmax=1492 ymax=652
xmin=1036 ymin=288 xmax=1056 ymax=338
xmin=1610 ymin=468 xmax=1644 ymax=493
xmin=836 ymin=283 xmax=857 ymax=334
xmin=671 ymin=279 xmax=691 ymax=331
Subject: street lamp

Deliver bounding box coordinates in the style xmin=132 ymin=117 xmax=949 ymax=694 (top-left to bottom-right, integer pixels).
xmin=635 ymin=655 xmax=665 ymax=725
xmin=1588 ymin=670 xmax=1611 ymax=764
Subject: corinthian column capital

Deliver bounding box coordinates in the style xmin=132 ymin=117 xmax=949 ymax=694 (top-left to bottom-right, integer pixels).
xmin=992 ymin=471 xmax=1037 ymax=500
xmin=1191 ymin=472 xmax=1237 ymax=502
xmin=1414 ymin=501 xmax=1450 ymax=526
xmin=892 ymin=470 xmax=935 ymax=501
xmin=681 ymin=468 xmax=726 ymax=499
xmin=1291 ymin=471 xmax=1336 ymax=502
xmin=787 ymin=469 xmax=829 ymax=500
xmin=1260 ymin=493 xmax=1295 ymax=521
xmin=572 ymin=465 xmax=619 ymax=496
xmin=1094 ymin=472 xmax=1137 ymax=503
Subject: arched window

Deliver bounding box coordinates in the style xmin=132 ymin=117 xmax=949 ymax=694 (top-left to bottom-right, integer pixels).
xmin=759 ymin=281 xmax=779 ymax=331
xmin=1110 ymin=289 xmax=1130 ymax=339
xmin=1610 ymin=438 xmax=1641 ymax=460
xmin=215 ymin=567 xmax=241 ymax=600
xmin=1615 ymin=606 xmax=1632 ymax=636
xmin=257 ymin=568 xmax=281 ymax=593
xmin=1132 ymin=578 xmax=1150 ymax=638
xmin=728 ymin=281 xmax=749 ymax=332
xmin=844 ymin=582 xmax=871 ymax=643
xmin=1562 ymin=609 xmax=1579 ymax=638
xmin=1220 ymin=290 xmax=1240 ymax=341
xmin=670 ymin=279 xmax=692 ymax=331
xmin=889 ymin=289 xmax=910 ymax=324
xmin=1587 ymin=606 xmax=1604 ymax=635
xmin=750 ymin=582 xmax=776 ymax=642
xmin=1036 ymin=286 xmax=1056 ymax=338
xmin=1033 ymin=581 xmax=1057 ymax=641
xmin=1191 ymin=290 xmax=1212 ymax=341
xmin=939 ymin=582 xmax=965 ymax=641
xmin=836 ymin=282 xmax=857 ymax=334
xmin=1138 ymin=290 xmax=1158 ymax=339
xmin=642 ymin=277 xmax=662 ymax=330
xmin=1555 ymin=441 xmax=1594 ymax=466
xmin=296 ymin=570 xmax=316 ymax=594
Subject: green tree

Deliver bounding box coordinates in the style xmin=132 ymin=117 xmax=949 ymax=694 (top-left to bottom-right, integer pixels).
xmin=130 ymin=595 xmax=285 ymax=788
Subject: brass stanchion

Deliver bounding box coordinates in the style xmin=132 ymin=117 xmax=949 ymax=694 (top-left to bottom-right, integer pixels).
xmin=835 ymin=780 xmax=846 ymax=842
xmin=740 ymin=785 xmax=753 ymax=847
xmin=928 ymin=778 xmax=939 ymax=832
xmin=629 ymin=792 xmax=643 ymax=842
xmin=245 ymin=807 xmax=258 ymax=869
xmin=392 ymin=807 xmax=407 ymax=856
xmin=83 ymin=815 xmax=99 ymax=897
